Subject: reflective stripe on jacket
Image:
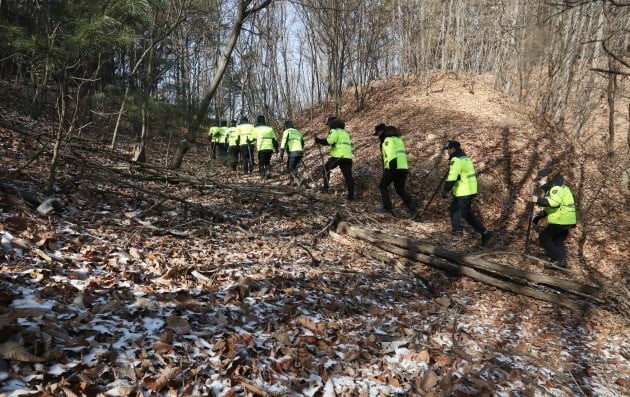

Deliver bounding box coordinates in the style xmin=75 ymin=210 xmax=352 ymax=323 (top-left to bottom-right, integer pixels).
xmin=543 ymin=185 xmax=577 ymax=225
xmin=281 ymin=128 xmax=304 ymax=152
xmin=255 ymin=126 xmax=277 ymax=151
xmin=382 ymin=136 xmax=408 ymax=170
xmin=237 ymin=123 xmax=255 ymax=145
xmin=446 ymin=156 xmax=478 ymax=197
xmin=326 ymin=128 xmax=352 ymax=159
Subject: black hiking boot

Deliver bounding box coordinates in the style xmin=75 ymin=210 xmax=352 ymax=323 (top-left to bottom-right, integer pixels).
xmin=378 ymin=207 xmax=394 ymax=216
xmin=550 ymin=260 xmax=567 ymax=268
xmin=481 ymin=230 xmax=494 ymax=247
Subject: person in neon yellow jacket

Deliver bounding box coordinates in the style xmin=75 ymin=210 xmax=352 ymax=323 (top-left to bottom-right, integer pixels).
xmin=236 ymin=116 xmax=255 ymax=174
xmin=208 ymin=123 xmax=220 ymax=159
xmin=443 ymin=140 xmax=493 ymax=246
xmin=375 ymin=124 xmax=418 ymax=216
xmin=216 ymin=120 xmax=228 ymax=158
xmin=253 ymin=115 xmax=278 ymax=179
xmin=314 ymin=116 xmax=355 ymax=201
xmin=279 ymin=120 xmax=304 ymax=187
xmin=225 ymin=120 xmax=240 ymax=170
xmin=531 ymin=168 xmax=577 ymax=267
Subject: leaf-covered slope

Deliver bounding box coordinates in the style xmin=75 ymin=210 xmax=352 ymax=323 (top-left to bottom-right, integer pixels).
xmin=0 ymin=74 xmax=628 ymax=396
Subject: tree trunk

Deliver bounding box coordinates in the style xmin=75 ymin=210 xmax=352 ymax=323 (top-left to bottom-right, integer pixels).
xmin=169 ymin=0 xmax=250 ymax=169
xmin=132 ymin=103 xmax=148 ymax=162
xmin=606 ymin=57 xmax=617 ymax=155
xmin=47 ymin=75 xmax=68 ymax=195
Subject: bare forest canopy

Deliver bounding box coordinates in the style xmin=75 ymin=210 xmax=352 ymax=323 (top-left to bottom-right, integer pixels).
xmin=0 ymin=0 xmax=628 ymax=172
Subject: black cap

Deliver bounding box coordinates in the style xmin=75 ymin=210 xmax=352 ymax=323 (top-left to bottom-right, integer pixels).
xmin=256 ymin=115 xmax=266 ymax=124
xmin=284 ymin=120 xmax=294 ymax=129
xmin=536 ymin=168 xmax=553 ymax=178
xmin=374 ymin=123 xmax=387 ymax=136
xmin=324 ymin=115 xmax=337 ymax=126
xmin=386 ymin=125 xmax=399 ymax=134
xmin=443 ymin=140 xmax=460 ymax=150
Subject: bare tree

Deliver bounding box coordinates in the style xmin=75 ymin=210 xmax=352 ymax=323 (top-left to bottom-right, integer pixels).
xmin=169 ymin=0 xmax=275 ymax=169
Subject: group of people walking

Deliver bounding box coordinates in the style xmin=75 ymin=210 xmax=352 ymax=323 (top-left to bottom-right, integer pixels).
xmin=208 ymin=115 xmax=577 ymax=267
xmin=209 ymin=115 xmax=282 ymax=179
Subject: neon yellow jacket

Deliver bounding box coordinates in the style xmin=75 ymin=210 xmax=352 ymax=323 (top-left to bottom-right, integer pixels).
xmin=281 ymin=128 xmax=304 ymax=152
xmin=255 ymin=126 xmax=277 ymax=151
xmin=326 ymin=128 xmax=352 ymax=159
xmin=237 ymin=123 xmax=255 ymax=145
xmin=543 ymin=185 xmax=576 ymax=225
xmin=382 ymin=136 xmax=408 ymax=170
xmin=208 ymin=126 xmax=220 ymax=142
xmin=216 ymin=126 xmax=227 ymax=144
xmin=446 ymin=156 xmax=478 ymax=197
xmin=225 ymin=127 xmax=237 ymax=146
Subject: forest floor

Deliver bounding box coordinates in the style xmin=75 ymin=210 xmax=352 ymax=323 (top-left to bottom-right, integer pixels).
xmin=0 ymin=74 xmax=628 ymax=396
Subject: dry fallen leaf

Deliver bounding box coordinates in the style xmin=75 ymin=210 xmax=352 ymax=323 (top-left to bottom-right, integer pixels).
xmin=142 ymin=366 xmax=179 ymax=391
xmin=166 ymin=315 xmax=191 ymax=334
xmin=422 ymin=368 xmax=439 ymax=391
xmin=0 ymin=340 xmax=45 ymax=362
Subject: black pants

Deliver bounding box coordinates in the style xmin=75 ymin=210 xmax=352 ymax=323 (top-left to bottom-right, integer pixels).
xmin=227 ymin=146 xmax=239 ymax=170
xmin=218 ymin=143 xmax=228 ymax=158
xmin=210 ymin=141 xmax=218 ymax=159
xmin=539 ymin=224 xmax=571 ymax=263
xmin=287 ymin=155 xmax=302 ymax=180
xmin=240 ymin=144 xmax=254 ymax=173
xmin=449 ymin=197 xmax=487 ymax=234
xmin=258 ymin=150 xmax=274 ymax=178
xmin=324 ymin=157 xmax=354 ymax=200
xmin=379 ymin=169 xmax=416 ymax=211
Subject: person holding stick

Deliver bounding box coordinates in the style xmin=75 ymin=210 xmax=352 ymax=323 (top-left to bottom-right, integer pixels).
xmin=530 ymin=168 xmax=576 ymax=267
xmin=315 ymin=116 xmax=355 ymax=201
xmin=442 ymin=140 xmax=493 ymax=246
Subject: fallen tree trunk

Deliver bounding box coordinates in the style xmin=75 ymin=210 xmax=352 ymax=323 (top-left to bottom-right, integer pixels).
xmin=336 ymin=222 xmax=597 ymax=310
xmin=338 ymin=222 xmax=599 ymax=296
xmin=373 ymin=240 xmax=589 ymax=310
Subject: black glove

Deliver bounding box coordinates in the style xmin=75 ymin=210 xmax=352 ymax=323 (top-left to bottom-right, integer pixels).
xmin=442 ymin=190 xmax=450 ymax=199
xmin=315 ymin=137 xmax=327 ymax=145
xmin=532 ymin=213 xmax=544 ymax=225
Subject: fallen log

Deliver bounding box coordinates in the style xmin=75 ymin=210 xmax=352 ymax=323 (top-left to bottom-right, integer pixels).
xmin=372 ymin=240 xmax=589 ymax=310
xmin=338 ymin=222 xmax=599 ymax=297
xmin=336 ymin=222 xmax=596 ymax=310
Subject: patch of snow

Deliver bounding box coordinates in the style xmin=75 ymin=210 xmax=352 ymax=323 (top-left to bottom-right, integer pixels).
xmin=10 ymin=291 xmax=55 ymax=310
xmin=0 ymin=378 xmax=36 ymax=396
xmin=141 ymin=317 xmax=165 ymax=333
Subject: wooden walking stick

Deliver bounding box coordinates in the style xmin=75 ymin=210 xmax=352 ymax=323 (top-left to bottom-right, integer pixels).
xmin=412 ymin=170 xmax=448 ymax=220
xmin=524 ymin=193 xmax=536 ymax=254
xmin=525 ymin=170 xmax=559 ymax=253
xmin=316 ymin=141 xmax=328 ymax=189
xmin=300 ymin=158 xmax=318 ymax=187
